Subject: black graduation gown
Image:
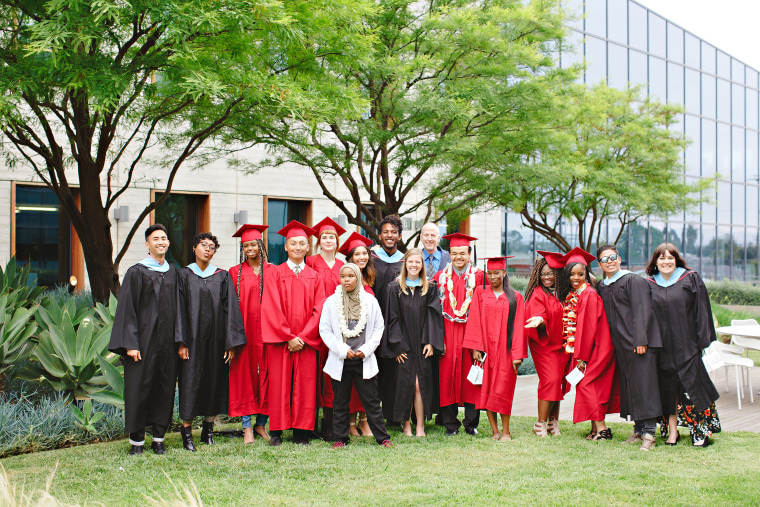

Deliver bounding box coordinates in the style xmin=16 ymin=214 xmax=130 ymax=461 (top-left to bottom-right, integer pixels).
xmin=647 ymin=271 xmax=719 ymax=413
xmin=176 ymin=268 xmax=247 ymax=419
xmin=108 ymin=264 xmax=178 ymax=434
xmin=597 ymin=273 xmax=663 ymax=421
xmin=372 ymin=256 xmax=403 ymax=318
xmin=377 ymin=280 xmax=445 ymax=422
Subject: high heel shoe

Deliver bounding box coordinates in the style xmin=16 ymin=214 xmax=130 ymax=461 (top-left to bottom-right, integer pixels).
xmin=665 ymin=432 xmax=680 ymax=446
xmin=592 ymin=428 xmax=613 ymax=441
xmin=532 ymin=420 xmax=548 ymax=437
xmin=547 ymin=418 xmax=561 ymax=436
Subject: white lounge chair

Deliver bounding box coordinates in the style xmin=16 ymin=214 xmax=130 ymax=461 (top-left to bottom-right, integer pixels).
xmin=705 ymin=341 xmax=754 ymax=409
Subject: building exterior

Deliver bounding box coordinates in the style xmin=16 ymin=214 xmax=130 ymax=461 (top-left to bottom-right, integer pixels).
xmin=505 ymin=0 xmax=760 ymax=281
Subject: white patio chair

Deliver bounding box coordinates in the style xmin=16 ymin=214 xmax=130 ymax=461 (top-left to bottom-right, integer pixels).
xmin=730 ymin=318 xmax=760 ymax=387
xmin=705 ymin=341 xmax=754 ymax=409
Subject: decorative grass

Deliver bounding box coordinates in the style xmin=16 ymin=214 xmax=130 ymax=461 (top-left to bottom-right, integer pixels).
xmin=1 ymin=416 xmax=759 ymax=506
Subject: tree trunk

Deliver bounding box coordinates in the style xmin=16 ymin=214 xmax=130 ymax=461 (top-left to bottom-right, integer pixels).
xmin=0 ymin=370 xmax=5 ymax=395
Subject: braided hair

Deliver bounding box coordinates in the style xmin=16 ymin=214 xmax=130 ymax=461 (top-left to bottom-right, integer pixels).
xmin=524 ymin=258 xmax=564 ymax=303
xmin=236 ymin=239 xmax=269 ymax=302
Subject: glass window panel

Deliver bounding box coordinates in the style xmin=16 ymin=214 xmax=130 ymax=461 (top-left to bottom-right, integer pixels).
xmin=649 ymin=56 xmax=666 ymax=101
xmin=733 ymin=60 xmax=745 ymax=84
xmin=747 ymin=228 xmax=759 ymax=281
xmin=701 ymin=42 xmax=716 ymax=74
xmin=747 ymin=185 xmax=759 ymax=227
xmin=748 ymin=69 xmax=760 ymax=90
xmin=627 ymin=220 xmax=648 ymax=269
xmin=685 ymin=33 xmax=700 ymax=69
xmin=564 ymin=0 xmax=584 ymax=31
xmin=648 ymin=221 xmax=667 ymax=257
xmin=628 ymin=3 xmax=647 ymax=51
xmin=701 ymin=225 xmax=717 ymax=280
xmin=701 ymin=74 xmax=716 ymax=119
xmin=505 ymin=213 xmax=535 ymax=277
xmin=717 ymin=181 xmax=731 ymax=224
xmin=667 ymin=23 xmax=683 ymax=64
xmin=14 ymin=185 xmax=72 ymax=287
xmin=747 ymin=89 xmax=758 ymax=129
xmin=584 ymin=0 xmax=606 ymax=38
xmin=664 ymin=222 xmax=683 ymax=252
xmin=585 ymin=36 xmax=607 ymax=85
xmin=702 ymin=180 xmax=717 ymax=225
xmin=629 ymin=50 xmax=647 ymax=87
xmin=748 ymin=132 xmax=759 ymax=186
xmin=685 ymin=176 xmax=703 ymax=224
xmin=684 ymin=69 xmax=700 ymax=115
xmin=732 ymin=83 xmax=745 ymax=125
xmin=702 ymin=119 xmax=716 ymax=178
xmin=717 ymin=123 xmax=731 ymax=179
xmin=733 ymin=126 xmax=745 ymax=182
xmin=648 ymin=13 xmax=666 ymax=58
xmin=607 ymin=0 xmax=627 ymax=45
xmin=154 ymin=193 xmax=201 ymax=268
xmin=561 ymin=29 xmax=583 ymax=71
xmin=732 ymin=183 xmax=746 ymax=225
xmin=608 ymin=44 xmax=628 ymax=89
xmin=717 ymin=79 xmax=730 ymax=123
xmin=684 ymin=115 xmax=700 ymax=177
xmin=682 ymin=222 xmax=700 ymax=266
xmin=667 ymin=62 xmax=683 ymax=104
xmin=717 ymin=51 xmax=731 ymax=79
xmin=733 ymin=230 xmax=746 ymax=280
xmin=717 ymin=226 xmax=732 ymax=278
xmin=266 ymin=199 xmax=308 ymax=265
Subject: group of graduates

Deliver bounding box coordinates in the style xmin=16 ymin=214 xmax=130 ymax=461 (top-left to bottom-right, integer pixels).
xmin=108 ymin=214 xmax=720 ymax=455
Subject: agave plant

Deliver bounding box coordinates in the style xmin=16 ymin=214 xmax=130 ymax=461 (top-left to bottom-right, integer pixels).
xmin=0 ymin=257 xmax=46 ymax=309
xmin=0 ymin=295 xmax=39 ymax=393
xmin=17 ymin=294 xmax=122 ymax=403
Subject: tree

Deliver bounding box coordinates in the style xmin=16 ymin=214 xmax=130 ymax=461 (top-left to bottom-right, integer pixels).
xmin=240 ymin=0 xmax=572 ymax=247
xmin=469 ymin=83 xmax=709 ymax=253
xmin=0 ymin=0 xmax=373 ymax=300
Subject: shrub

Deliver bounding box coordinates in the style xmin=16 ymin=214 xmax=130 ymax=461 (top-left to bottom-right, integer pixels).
xmin=706 ymin=280 xmax=760 ymax=306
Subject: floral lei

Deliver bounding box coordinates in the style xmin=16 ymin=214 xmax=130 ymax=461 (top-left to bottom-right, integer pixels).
xmin=438 ymin=263 xmax=477 ymax=323
xmin=561 ymin=283 xmax=586 ymax=354
xmin=335 ymin=285 xmax=368 ymax=339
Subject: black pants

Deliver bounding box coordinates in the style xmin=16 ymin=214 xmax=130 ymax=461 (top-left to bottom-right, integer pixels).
xmin=440 ymin=403 xmax=480 ymax=432
xmin=332 ymin=360 xmax=390 ymax=445
xmin=129 ymin=420 xmax=169 ymax=443
xmin=634 ymin=418 xmax=658 ymax=437
xmin=269 ymin=429 xmax=313 ymax=441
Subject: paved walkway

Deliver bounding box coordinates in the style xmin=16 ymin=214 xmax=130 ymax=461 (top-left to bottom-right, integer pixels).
xmin=511 ymin=365 xmax=760 ymax=432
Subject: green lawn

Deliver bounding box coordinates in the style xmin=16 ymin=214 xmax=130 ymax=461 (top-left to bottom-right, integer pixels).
xmin=2 ymin=417 xmax=760 ymax=506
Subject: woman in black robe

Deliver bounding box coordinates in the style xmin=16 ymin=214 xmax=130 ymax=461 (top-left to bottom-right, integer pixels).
xmin=645 ymin=243 xmax=720 ymax=447
xmin=176 ymin=232 xmax=247 ymax=451
xmin=378 ymin=248 xmax=444 ymax=437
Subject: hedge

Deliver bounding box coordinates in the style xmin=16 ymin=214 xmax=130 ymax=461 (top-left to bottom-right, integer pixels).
xmin=706 ymin=280 xmax=760 ymax=306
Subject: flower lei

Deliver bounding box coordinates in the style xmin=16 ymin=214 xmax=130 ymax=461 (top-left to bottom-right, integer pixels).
xmin=335 ymin=285 xmax=368 ymax=339
xmin=561 ymin=283 xmax=586 ymax=354
xmin=438 ymin=263 xmax=477 ymax=323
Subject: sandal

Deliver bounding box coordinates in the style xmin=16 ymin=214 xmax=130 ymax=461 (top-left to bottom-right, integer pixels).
xmin=593 ymin=428 xmax=613 ymax=441
xmin=533 ymin=420 xmax=548 ymax=437
xmin=547 ymin=418 xmax=561 ymax=436
xmin=585 ymin=429 xmax=597 ymax=440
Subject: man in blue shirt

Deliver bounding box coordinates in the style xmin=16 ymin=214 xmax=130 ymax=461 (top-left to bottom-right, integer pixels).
xmin=420 ymin=222 xmax=451 ymax=280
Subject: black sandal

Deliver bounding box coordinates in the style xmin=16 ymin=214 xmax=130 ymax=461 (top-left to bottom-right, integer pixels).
xmin=585 ymin=427 xmax=597 ymax=440
xmin=593 ymin=428 xmax=613 ymax=441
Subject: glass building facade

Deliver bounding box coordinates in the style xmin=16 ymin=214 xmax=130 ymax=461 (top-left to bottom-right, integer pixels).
xmin=504 ymin=0 xmax=760 ymax=281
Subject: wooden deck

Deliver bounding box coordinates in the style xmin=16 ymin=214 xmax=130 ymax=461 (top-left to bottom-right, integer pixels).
xmin=511 ymin=365 xmax=760 ymax=432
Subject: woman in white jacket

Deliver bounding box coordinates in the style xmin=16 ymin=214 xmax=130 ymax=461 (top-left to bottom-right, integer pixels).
xmin=320 ymin=263 xmax=393 ymax=449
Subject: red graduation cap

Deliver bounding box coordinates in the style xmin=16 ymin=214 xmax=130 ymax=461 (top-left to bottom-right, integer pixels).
xmin=312 ymin=217 xmax=346 ymax=238
xmin=277 ymin=220 xmax=316 ymax=240
xmin=537 ymin=250 xmax=564 ymax=269
xmin=233 ymin=224 xmax=269 ymax=243
xmin=482 ymin=256 xmax=514 ymax=271
xmin=338 ymin=232 xmax=373 ymax=257
xmin=441 ymin=232 xmax=478 ymax=248
xmin=561 ymin=247 xmax=596 ymax=266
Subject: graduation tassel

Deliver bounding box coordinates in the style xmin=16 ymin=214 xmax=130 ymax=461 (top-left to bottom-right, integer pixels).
xmin=473 ymin=241 xmax=478 ymax=265
xmin=482 ymin=259 xmax=487 ymax=289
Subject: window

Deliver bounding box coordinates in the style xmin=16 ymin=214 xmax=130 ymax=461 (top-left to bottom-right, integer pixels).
xmin=667 ymin=62 xmax=684 ymax=104
xmin=265 ymin=198 xmax=311 ymax=265
xmin=584 ymin=0 xmax=606 ymax=38
xmin=701 ymin=74 xmax=716 ymax=119
xmin=629 ymin=50 xmax=647 ymax=87
xmin=561 ymin=29 xmax=583 ymax=70
xmin=684 ymin=33 xmax=700 ymax=69
xmin=732 ymin=83 xmax=745 ymax=125
xmin=585 ymin=36 xmax=606 ymax=85
xmin=732 ymin=59 xmax=745 ymax=84
xmin=649 ymin=56 xmax=666 ymax=101
xmin=733 ymin=126 xmax=745 ymax=182
xmin=360 ymin=204 xmax=377 ymax=239
xmin=607 ymin=0 xmax=627 ymax=45
xmin=701 ymin=43 xmax=716 ymax=74
xmin=717 ymin=123 xmax=731 ymax=179
xmin=648 ymin=13 xmax=666 ymax=58
xmin=717 ymin=51 xmax=731 ymax=79
xmin=503 ymin=212 xmax=535 ymax=277
xmin=717 ymin=79 xmax=730 ymax=123
xmin=702 ymin=119 xmax=716 ymax=178
xmin=608 ymin=44 xmax=628 ymax=90
xmin=684 ymin=69 xmax=700 ymax=115
xmin=13 ymin=184 xmax=83 ymax=288
xmin=667 ymin=23 xmax=683 ymax=64
xmin=153 ymin=192 xmax=210 ymax=268
xmin=747 ymin=89 xmax=758 ymax=129
xmin=684 ymin=115 xmax=700 ymax=177
xmin=717 ymin=182 xmax=731 ymax=225
xmin=628 ymin=3 xmax=647 ymax=51
xmin=747 ymin=132 xmax=759 ymax=186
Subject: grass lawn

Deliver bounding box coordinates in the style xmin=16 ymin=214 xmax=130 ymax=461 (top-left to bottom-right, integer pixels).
xmin=2 ymin=416 xmax=760 ymax=506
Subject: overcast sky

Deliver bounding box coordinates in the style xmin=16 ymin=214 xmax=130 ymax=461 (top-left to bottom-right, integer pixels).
xmin=635 ymin=0 xmax=760 ymax=71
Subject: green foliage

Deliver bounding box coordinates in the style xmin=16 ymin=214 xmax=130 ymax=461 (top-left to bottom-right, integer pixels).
xmin=707 ymin=280 xmax=760 ymax=306
xmin=16 ymin=294 xmax=122 ymax=402
xmin=0 ymin=391 xmax=123 ymax=458
xmin=0 ymin=257 xmax=46 ymax=309
xmin=68 ymin=399 xmax=105 ymax=434
xmin=0 ymin=296 xmax=39 ymax=375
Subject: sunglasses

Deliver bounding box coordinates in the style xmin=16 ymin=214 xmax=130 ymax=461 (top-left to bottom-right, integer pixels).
xmin=598 ymin=254 xmax=619 ymax=264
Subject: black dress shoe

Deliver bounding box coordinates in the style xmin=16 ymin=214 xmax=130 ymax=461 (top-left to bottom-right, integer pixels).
xmin=201 ymin=421 xmax=215 ymax=445
xmin=269 ymin=436 xmax=283 ymax=447
xmin=445 ymin=429 xmax=459 ymax=436
xmin=151 ymin=441 xmax=167 ymax=454
xmin=128 ymin=445 xmax=144 ymax=455
xmin=665 ymin=432 xmax=680 ymax=446
xmin=465 ymin=428 xmax=479 ymax=436
xmin=181 ymin=426 xmax=196 ymax=452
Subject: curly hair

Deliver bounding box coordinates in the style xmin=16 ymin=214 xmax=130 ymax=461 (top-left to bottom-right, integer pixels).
xmin=378 ymin=214 xmax=403 ymax=235
xmin=192 ymin=232 xmax=220 ymax=252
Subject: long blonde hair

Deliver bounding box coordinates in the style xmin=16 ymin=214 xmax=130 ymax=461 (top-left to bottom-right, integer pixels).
xmin=398 ymin=248 xmax=429 ymax=295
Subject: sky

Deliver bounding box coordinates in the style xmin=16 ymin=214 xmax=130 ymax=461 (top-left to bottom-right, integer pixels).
xmin=635 ymin=0 xmax=760 ymax=71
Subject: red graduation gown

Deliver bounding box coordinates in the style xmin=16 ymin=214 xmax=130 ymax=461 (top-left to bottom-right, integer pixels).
xmin=462 ymin=286 xmax=527 ymax=415
xmin=434 ymin=268 xmax=484 ymax=407
xmin=525 ymin=288 xmax=570 ymax=401
xmin=570 ymin=286 xmax=620 ymax=423
xmin=305 ymin=254 xmax=343 ymax=409
xmin=228 ymin=262 xmax=269 ymax=417
xmin=261 ymin=262 xmax=325 ymax=431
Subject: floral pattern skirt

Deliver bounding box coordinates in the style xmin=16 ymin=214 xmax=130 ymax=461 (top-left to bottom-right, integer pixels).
xmin=659 ymin=385 xmax=721 ymax=445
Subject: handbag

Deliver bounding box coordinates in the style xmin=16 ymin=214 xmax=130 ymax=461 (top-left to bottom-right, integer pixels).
xmin=467 ymin=361 xmax=484 ymax=385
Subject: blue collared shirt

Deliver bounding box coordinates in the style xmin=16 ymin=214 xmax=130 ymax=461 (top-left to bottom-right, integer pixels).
xmin=423 ymin=247 xmax=442 ymax=278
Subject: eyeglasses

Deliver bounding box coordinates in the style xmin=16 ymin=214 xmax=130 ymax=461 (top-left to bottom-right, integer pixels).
xmin=197 ymin=242 xmax=217 ymax=252
xmin=540 ymin=273 xmax=555 ymax=279
xmin=599 ymin=254 xmax=619 ymax=264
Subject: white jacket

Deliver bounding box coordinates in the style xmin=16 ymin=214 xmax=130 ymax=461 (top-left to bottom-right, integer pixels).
xmin=319 ymin=290 xmax=385 ymax=381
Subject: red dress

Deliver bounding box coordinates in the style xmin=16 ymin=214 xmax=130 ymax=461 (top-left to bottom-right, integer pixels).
xmin=305 ymin=254 xmax=343 ymax=409
xmin=525 ymin=288 xmax=570 ymax=401
xmin=228 ymin=262 xmax=270 ymax=417
xmin=434 ymin=268 xmax=484 ymax=408
xmin=462 ymin=286 xmax=527 ymax=415
xmin=261 ymin=263 xmax=325 ymax=431
xmin=568 ymin=286 xmax=620 ymax=423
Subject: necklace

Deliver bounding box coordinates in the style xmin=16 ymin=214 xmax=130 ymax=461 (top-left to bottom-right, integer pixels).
xmin=335 ymin=286 xmax=368 ymax=339
xmin=438 ymin=263 xmax=477 ymax=323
